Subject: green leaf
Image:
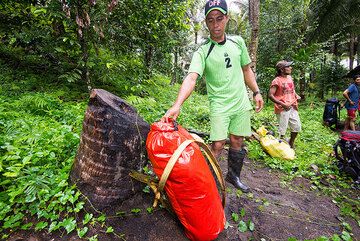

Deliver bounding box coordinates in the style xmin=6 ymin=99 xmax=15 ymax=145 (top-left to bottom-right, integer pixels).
xmin=97 ymin=214 xmax=106 ymax=222
xmin=231 ymin=213 xmax=239 ymax=222
xmin=240 ymin=208 xmax=246 ymax=217
xmin=236 ymin=189 xmax=243 ymax=197
xmin=248 ymin=220 xmax=255 ymax=231
xmin=315 ymin=236 xmax=329 ymax=241
xmin=60 ymin=217 xmax=76 ymax=234
xmin=106 ymin=226 xmax=114 ymax=233
xmin=146 ymin=207 xmax=153 ymax=214
xmin=3 ymin=172 xmax=18 ymax=177
xmin=83 ymin=213 xmax=93 ymax=225
xmin=48 ymin=221 xmax=60 ymax=232
xmin=131 ymin=208 xmax=141 ymax=214
xmin=331 ymin=234 xmax=341 ymax=241
xmin=20 ymin=222 xmax=33 ymax=230
xmin=238 ymin=220 xmax=247 ymax=232
xmin=74 ymin=201 xmax=84 ymax=212
xmin=116 ymin=211 xmax=126 ymax=217
xmin=143 ymin=186 xmax=150 ymax=193
xmin=55 ymin=47 xmax=65 ymax=53
xmin=8 ymin=37 xmax=17 ymax=45
xmin=342 ymin=222 xmax=352 ymax=232
xmin=89 ymin=235 xmax=98 ymax=241
xmin=3 ymin=212 xmax=24 ymax=229
xmin=247 ymin=193 xmax=254 ymax=199
xmin=22 ymin=155 xmax=32 ymax=165
xmin=288 ymin=238 xmax=298 ymax=241
xmin=77 ymin=227 xmax=88 ymax=238
xmin=340 ymin=231 xmax=352 ymax=241
xmin=35 ymin=221 xmax=48 ymax=231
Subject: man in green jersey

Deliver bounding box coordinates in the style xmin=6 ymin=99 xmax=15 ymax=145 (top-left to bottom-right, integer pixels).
xmin=163 ymin=0 xmax=263 ymax=192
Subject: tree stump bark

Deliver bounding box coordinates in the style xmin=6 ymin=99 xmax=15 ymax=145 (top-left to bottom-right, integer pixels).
xmin=70 ymin=89 xmax=150 ymax=208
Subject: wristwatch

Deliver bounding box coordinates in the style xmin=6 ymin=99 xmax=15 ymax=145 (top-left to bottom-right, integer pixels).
xmin=253 ymin=90 xmax=260 ymax=97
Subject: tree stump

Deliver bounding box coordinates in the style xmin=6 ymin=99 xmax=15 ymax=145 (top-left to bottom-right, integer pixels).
xmin=70 ymin=89 xmax=150 ymax=208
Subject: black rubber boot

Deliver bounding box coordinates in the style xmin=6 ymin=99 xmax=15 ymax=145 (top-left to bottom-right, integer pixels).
xmin=225 ymin=148 xmax=250 ymax=193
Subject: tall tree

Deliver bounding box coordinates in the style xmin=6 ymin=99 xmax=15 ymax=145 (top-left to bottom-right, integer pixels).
xmin=248 ymin=0 xmax=260 ymax=72
xmin=308 ymin=0 xmax=360 ymax=69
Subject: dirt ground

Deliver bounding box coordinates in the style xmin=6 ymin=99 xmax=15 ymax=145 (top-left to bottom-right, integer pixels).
xmin=7 ymin=148 xmax=360 ymax=241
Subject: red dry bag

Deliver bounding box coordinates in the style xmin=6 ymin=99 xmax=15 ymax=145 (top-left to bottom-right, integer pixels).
xmin=146 ymin=120 xmax=226 ymax=241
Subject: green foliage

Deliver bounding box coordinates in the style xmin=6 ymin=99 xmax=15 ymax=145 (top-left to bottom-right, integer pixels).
xmin=258 ymin=0 xmax=310 ymax=69
xmin=0 ymin=64 xmax=101 ymax=237
xmin=308 ymin=0 xmax=360 ymax=42
xmin=315 ymin=60 xmax=348 ymax=98
xmin=0 ymin=0 xmax=192 ymax=91
xmin=126 ymin=74 xmax=210 ymax=133
xmin=0 ymin=90 xmax=86 ymax=233
xmin=231 ymin=208 xmax=255 ymax=233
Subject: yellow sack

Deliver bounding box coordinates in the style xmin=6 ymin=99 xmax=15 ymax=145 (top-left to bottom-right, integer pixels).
xmin=256 ymin=126 xmax=295 ymax=160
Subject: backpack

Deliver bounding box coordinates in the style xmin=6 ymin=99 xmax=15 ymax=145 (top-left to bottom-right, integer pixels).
xmin=323 ymin=98 xmax=341 ymax=129
xmin=334 ymin=131 xmax=360 ymax=184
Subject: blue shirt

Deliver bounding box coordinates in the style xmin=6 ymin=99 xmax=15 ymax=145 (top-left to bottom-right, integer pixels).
xmin=345 ymin=83 xmax=359 ymax=110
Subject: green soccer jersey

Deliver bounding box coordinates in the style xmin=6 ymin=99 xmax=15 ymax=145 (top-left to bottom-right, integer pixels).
xmin=188 ymin=35 xmax=252 ymax=116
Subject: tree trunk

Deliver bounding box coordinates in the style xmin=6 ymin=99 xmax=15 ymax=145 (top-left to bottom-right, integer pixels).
xmin=144 ymin=44 xmax=153 ymax=77
xmin=248 ymin=0 xmax=260 ymax=72
xmin=357 ymin=36 xmax=360 ymax=66
xmin=332 ymin=40 xmax=339 ymax=95
xmin=171 ymin=48 xmax=178 ymax=85
xmin=80 ymin=33 xmax=91 ymax=90
xmin=318 ymin=55 xmax=326 ymax=99
xmin=276 ymin=2 xmax=281 ymax=54
xmin=76 ymin=0 xmax=91 ymax=90
xmin=70 ymin=89 xmax=150 ymax=209
xmin=349 ymin=33 xmax=355 ymax=70
xmin=299 ymin=68 xmax=306 ymax=100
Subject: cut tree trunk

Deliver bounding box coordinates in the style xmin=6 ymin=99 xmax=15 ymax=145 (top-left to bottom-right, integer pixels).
xmin=249 ymin=0 xmax=260 ymax=72
xmin=70 ymin=89 xmax=150 ymax=209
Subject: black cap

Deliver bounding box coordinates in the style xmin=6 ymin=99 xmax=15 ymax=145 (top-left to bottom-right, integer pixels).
xmin=275 ymin=60 xmax=293 ymax=70
xmin=205 ymin=0 xmax=228 ymax=17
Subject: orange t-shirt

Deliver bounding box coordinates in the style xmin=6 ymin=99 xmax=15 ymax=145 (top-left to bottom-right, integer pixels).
xmin=270 ymin=76 xmax=298 ymax=114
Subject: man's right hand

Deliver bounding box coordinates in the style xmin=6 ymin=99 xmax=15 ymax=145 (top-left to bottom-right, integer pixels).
xmin=161 ymin=105 xmax=181 ymax=122
xmin=281 ymin=103 xmax=292 ymax=111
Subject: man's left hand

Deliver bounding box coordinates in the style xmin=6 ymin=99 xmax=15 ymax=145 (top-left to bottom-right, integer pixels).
xmin=254 ymin=94 xmax=264 ymax=113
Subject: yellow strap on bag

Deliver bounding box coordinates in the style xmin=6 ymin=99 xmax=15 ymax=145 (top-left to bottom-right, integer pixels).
xmin=130 ymin=137 xmax=226 ymax=208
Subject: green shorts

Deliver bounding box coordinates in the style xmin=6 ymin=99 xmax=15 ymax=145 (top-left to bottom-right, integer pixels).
xmin=210 ymin=110 xmax=252 ymax=141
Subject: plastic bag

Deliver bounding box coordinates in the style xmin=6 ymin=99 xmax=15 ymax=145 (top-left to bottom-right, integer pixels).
xmin=256 ymin=126 xmax=295 ymax=160
xmin=146 ymin=120 xmax=225 ymax=241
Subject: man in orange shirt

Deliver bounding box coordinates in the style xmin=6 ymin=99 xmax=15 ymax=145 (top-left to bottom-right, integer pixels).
xmin=268 ymin=60 xmax=301 ymax=148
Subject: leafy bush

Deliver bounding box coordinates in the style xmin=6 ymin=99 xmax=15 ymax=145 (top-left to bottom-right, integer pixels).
xmin=126 ymin=74 xmax=210 ymax=133
xmin=0 ymin=91 xmax=87 ymax=238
